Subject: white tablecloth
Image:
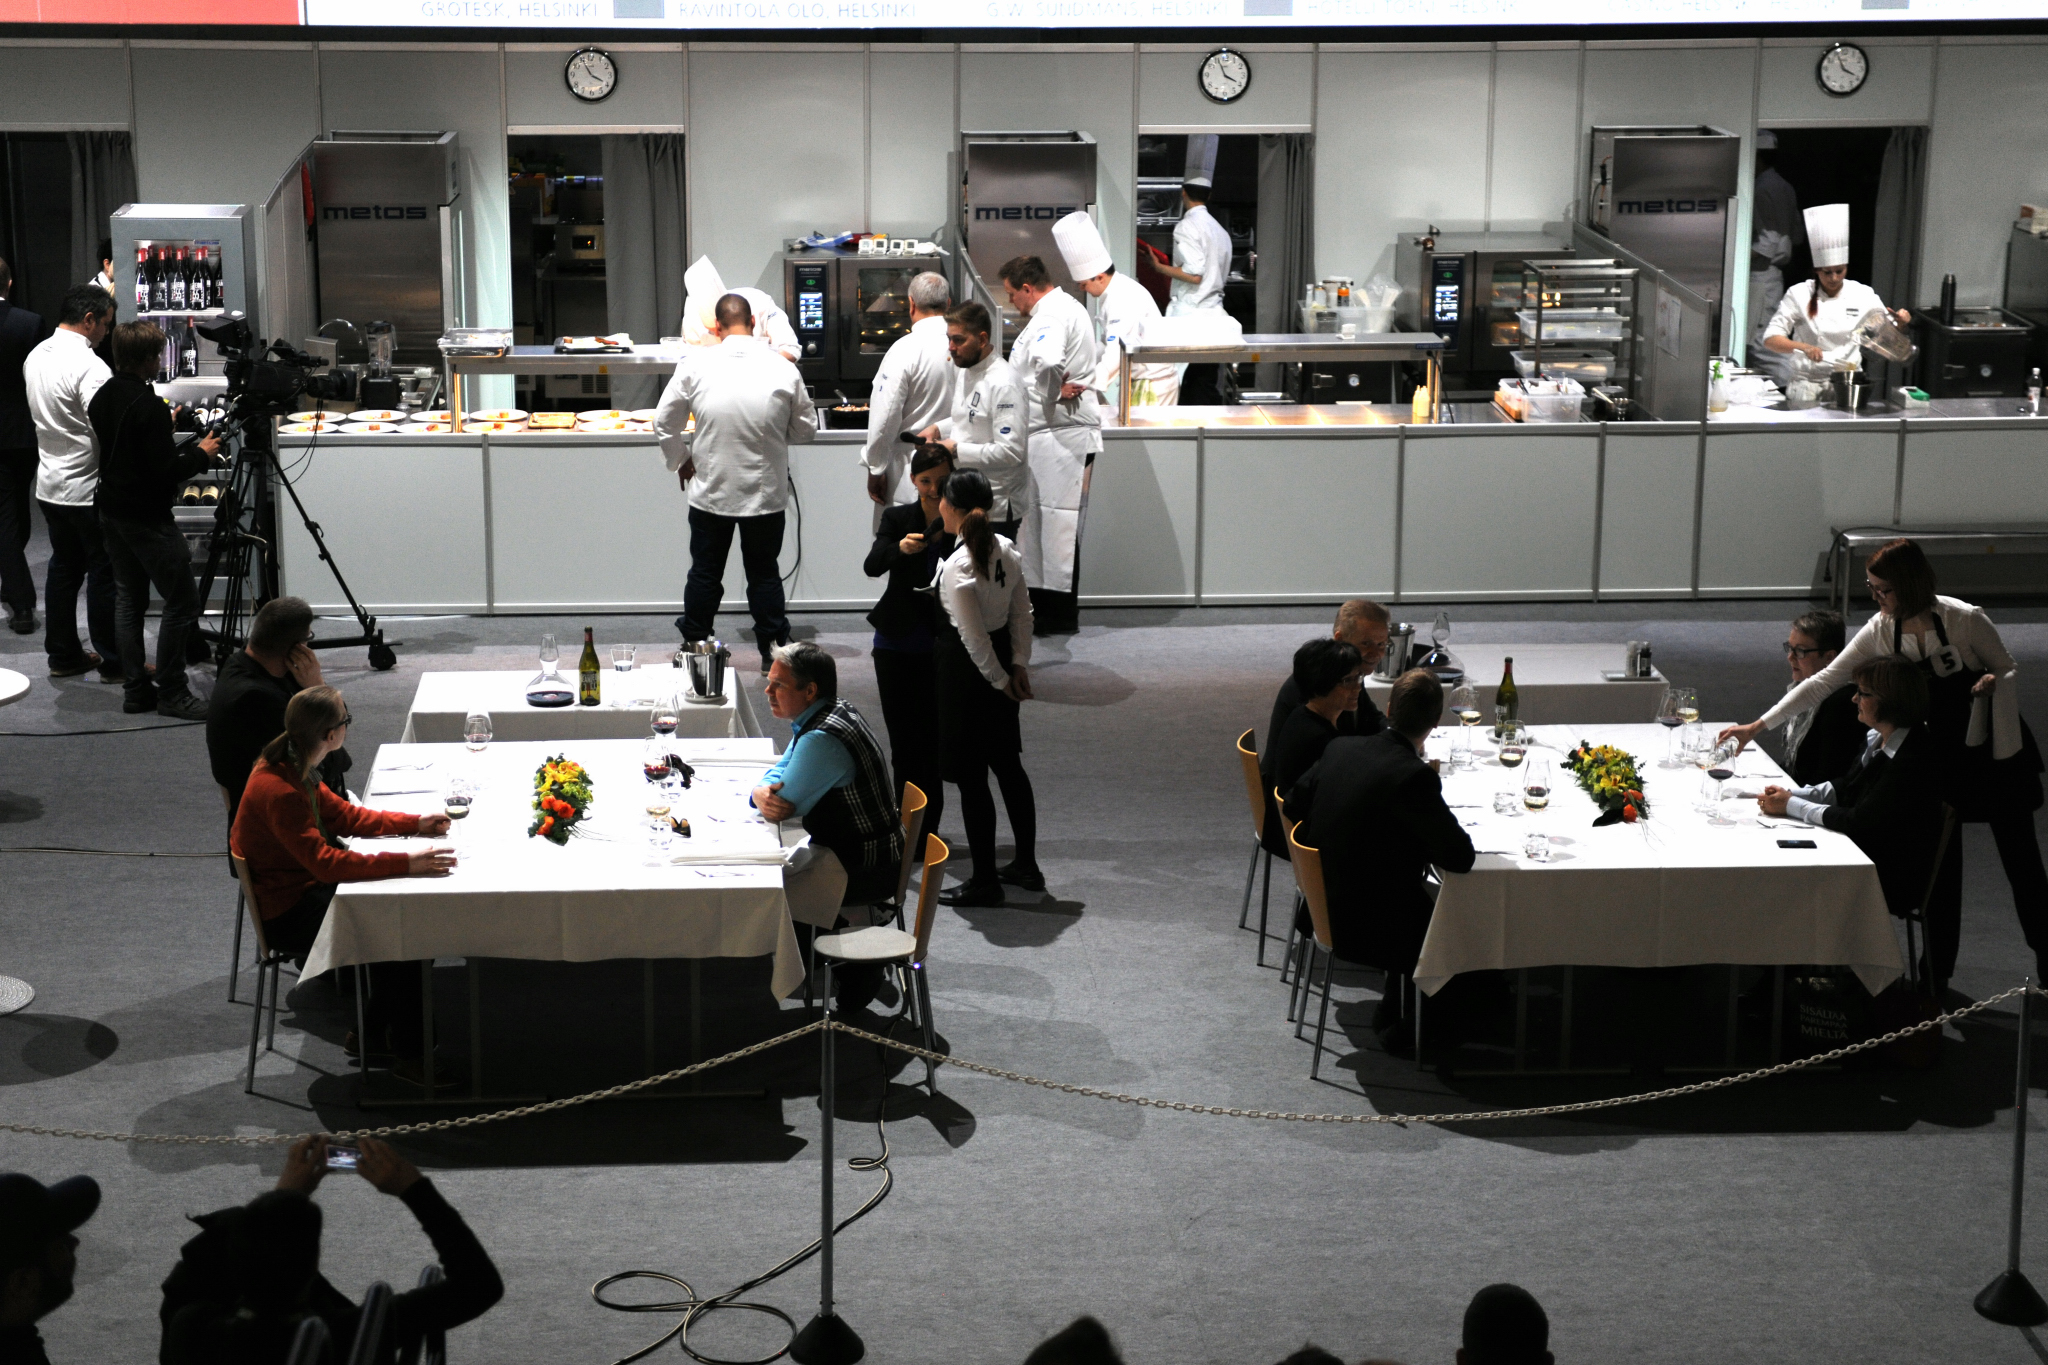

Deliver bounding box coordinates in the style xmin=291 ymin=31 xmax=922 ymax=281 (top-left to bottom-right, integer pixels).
xmin=305 ymin=738 xmax=841 ymax=999
xmin=399 ymin=668 xmax=738 ymax=743
xmin=1412 ymin=722 xmax=1902 ymax=997
xmin=1367 ymin=644 xmax=1667 ymax=725
xmin=0 ymin=668 xmax=28 ymax=707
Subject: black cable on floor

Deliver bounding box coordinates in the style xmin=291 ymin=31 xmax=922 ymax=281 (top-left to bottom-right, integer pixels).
xmin=0 ymin=721 xmax=204 ymax=737
xmin=589 ymin=1016 xmax=902 ymax=1365
xmin=0 ymin=846 xmax=217 ymax=858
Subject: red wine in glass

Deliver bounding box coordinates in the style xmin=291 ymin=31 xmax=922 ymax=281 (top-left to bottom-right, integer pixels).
xmin=643 ymin=759 xmax=671 ymax=783
xmin=652 ymin=718 xmax=679 ymax=736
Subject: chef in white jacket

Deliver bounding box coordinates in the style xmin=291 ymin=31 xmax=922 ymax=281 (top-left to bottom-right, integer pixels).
xmin=917 ymin=299 xmax=1031 ymax=537
xmin=996 ymin=253 xmax=1099 ymax=634
xmin=1052 ymin=210 xmax=1178 ymax=413
xmin=1157 ymin=177 xmax=1235 ymax=404
xmin=680 ymin=255 xmax=801 ymax=362
xmin=653 ymin=292 xmax=817 ymax=670
xmin=1762 ymin=203 xmax=1909 ymax=381
xmin=861 ymin=271 xmax=953 ymax=509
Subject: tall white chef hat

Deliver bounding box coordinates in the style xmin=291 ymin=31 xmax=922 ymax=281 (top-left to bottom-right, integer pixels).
xmin=1754 ymin=129 xmax=1778 ymax=151
xmin=1052 ymin=211 xmax=1112 ymax=281
xmin=681 ymin=255 xmax=727 ymax=342
xmin=1184 ymin=133 xmax=1219 ymax=190
xmin=1804 ymin=203 xmax=1850 ymax=269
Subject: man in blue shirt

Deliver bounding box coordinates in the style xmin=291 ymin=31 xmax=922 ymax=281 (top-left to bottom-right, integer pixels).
xmin=753 ymin=643 xmax=905 ymax=1011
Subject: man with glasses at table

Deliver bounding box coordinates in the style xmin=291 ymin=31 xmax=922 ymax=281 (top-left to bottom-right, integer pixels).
xmin=1776 ymin=608 xmax=1867 ymax=787
xmin=207 ymin=596 xmax=352 ymax=826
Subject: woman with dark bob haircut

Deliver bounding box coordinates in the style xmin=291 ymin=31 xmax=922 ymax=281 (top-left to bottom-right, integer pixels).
xmin=1729 ymin=539 xmax=2046 ymax=991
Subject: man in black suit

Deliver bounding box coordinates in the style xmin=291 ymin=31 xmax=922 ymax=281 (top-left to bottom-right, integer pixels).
xmin=0 ymin=258 xmax=48 ymax=634
xmin=1778 ymin=608 xmax=1865 ymax=786
xmin=1760 ymin=656 xmax=1952 ymax=979
xmin=1263 ymin=598 xmax=1391 ymax=761
xmin=1286 ymin=669 xmax=1476 ymax=1051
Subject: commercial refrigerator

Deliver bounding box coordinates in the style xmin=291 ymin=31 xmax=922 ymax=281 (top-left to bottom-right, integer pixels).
xmin=1394 ymin=231 xmax=1577 ymax=392
xmin=1586 ymin=125 xmax=1741 ymax=354
xmin=783 ymin=248 xmax=947 ymax=398
xmin=2007 ymin=224 xmax=2048 ymax=376
xmin=111 ymin=203 xmax=259 ymax=380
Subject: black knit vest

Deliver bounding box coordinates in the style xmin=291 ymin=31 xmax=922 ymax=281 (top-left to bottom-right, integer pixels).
xmin=794 ymin=698 xmax=903 ymax=876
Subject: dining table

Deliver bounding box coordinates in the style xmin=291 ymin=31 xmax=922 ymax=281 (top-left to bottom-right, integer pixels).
xmin=398 ymin=665 xmax=741 ymax=743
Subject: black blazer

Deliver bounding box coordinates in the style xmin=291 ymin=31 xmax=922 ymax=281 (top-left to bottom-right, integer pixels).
xmin=1285 ymin=729 xmax=1476 ymax=974
xmin=1813 ymin=726 xmax=1947 ymax=917
xmin=1790 ymin=683 xmax=1867 ymax=788
xmin=1271 ymin=704 xmax=1342 ymax=799
xmin=1258 ymin=673 xmax=1388 ymax=855
xmin=88 ymin=374 xmax=214 ymax=521
xmin=0 ymin=299 xmax=48 ymax=452
xmin=864 ymin=501 xmax=945 ymax=639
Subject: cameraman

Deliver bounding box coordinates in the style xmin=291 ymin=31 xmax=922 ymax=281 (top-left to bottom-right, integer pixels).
xmin=89 ymin=320 xmax=219 ymax=720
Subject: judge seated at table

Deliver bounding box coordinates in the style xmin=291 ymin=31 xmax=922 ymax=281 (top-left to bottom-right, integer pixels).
xmin=1777 ymin=608 xmax=1865 ymax=788
xmin=1264 ymin=599 xmax=1390 ymax=762
xmin=752 ymin=642 xmax=905 ymax=1012
xmin=1759 ymin=656 xmax=1949 ymax=922
xmin=230 ymin=686 xmax=457 ymax=1082
xmin=1270 ymin=638 xmax=1363 ymax=797
xmin=1285 ymin=670 xmax=1476 ymax=1053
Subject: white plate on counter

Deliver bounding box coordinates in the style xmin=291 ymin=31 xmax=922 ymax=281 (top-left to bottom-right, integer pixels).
xmin=341 ymin=421 xmax=404 ymax=433
xmin=349 ymin=409 xmax=408 ymax=422
xmin=278 ymin=422 xmax=340 ymax=434
xmin=467 ymin=409 xmax=528 ymax=423
xmin=401 ymin=422 xmax=452 ymax=434
xmin=287 ymin=410 xmax=348 ymax=424
xmin=411 ymin=410 xmax=452 ymax=423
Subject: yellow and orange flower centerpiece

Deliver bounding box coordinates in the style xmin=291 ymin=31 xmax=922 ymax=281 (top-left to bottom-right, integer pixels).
xmin=530 ymin=755 xmax=593 ymax=845
xmin=1562 ymin=741 xmax=1648 ymax=826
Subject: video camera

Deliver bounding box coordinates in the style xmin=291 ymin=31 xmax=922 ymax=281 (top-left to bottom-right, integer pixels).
xmin=196 ymin=312 xmax=357 ymax=421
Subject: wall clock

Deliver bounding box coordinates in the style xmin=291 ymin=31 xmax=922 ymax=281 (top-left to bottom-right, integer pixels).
xmin=1199 ymin=49 xmax=1251 ymax=105
xmin=566 ymin=47 xmax=618 ymax=103
xmin=1816 ymin=42 xmax=1869 ymax=98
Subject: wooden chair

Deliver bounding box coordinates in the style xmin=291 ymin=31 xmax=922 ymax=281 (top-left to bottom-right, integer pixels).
xmin=219 ymin=786 xmax=247 ymax=1002
xmin=229 ymin=854 xmax=296 ymax=1095
xmin=1286 ymin=821 xmax=1379 ymax=1081
xmin=1236 ymin=730 xmax=1281 ymax=965
xmin=814 ymin=834 xmax=950 ymax=1090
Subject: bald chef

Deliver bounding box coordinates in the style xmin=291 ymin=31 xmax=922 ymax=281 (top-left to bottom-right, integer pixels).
xmin=996 ymin=252 xmax=1099 ymax=636
xmin=1762 ymin=203 xmax=1909 ymax=380
xmin=861 ymin=271 xmax=954 ymax=508
xmin=1052 ymin=211 xmax=1179 ymax=412
xmin=682 ymin=255 xmax=801 ymax=362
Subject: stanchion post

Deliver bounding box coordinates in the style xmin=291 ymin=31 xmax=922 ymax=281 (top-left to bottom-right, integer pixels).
xmin=791 ymin=966 xmax=865 ymax=1365
xmin=1977 ymin=978 xmax=2048 ymax=1327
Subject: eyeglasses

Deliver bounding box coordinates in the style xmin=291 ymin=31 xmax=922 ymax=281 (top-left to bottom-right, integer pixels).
xmin=338 ymin=712 xmax=353 ymax=727
xmin=1853 ymin=689 xmax=1877 ymax=700
xmin=1783 ymin=641 xmax=1822 ymax=657
xmin=1864 ymin=580 xmax=1896 ymax=598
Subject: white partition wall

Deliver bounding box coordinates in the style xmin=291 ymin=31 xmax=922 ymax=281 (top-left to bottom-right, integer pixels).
xmin=1198 ymin=431 xmax=1400 ymax=604
xmin=487 ymin=436 xmax=684 ymax=613
xmin=1698 ymin=423 xmax=1901 ymax=596
xmin=1401 ymin=427 xmax=1602 ymax=599
xmin=278 ymin=437 xmax=489 ymax=614
xmin=1598 ymin=425 xmax=1699 ymax=598
xmin=1898 ymin=422 xmax=2048 ymax=525
xmin=1080 ymin=438 xmax=1201 ymax=606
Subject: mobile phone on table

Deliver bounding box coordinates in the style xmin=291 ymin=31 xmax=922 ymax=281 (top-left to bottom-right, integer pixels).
xmin=325 ymin=1144 xmax=361 ymax=1171
xmin=1776 ymin=839 xmax=1817 ymax=849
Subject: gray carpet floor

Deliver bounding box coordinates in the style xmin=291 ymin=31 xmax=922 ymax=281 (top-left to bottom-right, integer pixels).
xmin=6 ymin=510 xmax=2048 ymax=1363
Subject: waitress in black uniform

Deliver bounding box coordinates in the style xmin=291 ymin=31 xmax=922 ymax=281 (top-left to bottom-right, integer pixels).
xmin=864 ymin=442 xmax=954 ymax=837
xmin=930 ymin=468 xmax=1039 ymax=907
xmin=1724 ymin=538 xmax=2047 ymax=990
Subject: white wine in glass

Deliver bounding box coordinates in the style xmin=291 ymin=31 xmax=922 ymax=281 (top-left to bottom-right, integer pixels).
xmin=1450 ymin=683 xmax=1481 ymax=727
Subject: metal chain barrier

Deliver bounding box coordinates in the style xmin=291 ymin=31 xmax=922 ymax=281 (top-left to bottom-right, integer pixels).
xmin=0 ymin=984 xmax=2039 ymax=1147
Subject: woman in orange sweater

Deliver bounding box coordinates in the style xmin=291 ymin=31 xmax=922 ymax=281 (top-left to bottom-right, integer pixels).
xmin=231 ymin=685 xmax=454 ymax=1073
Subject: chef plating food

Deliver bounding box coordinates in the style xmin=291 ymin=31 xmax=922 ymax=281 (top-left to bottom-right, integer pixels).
xmin=1760 ymin=202 xmax=1910 ymax=383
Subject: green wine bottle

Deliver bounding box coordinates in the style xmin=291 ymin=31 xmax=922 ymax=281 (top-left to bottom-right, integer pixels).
xmin=578 ymin=626 xmax=601 ymax=707
xmin=1494 ymin=656 xmax=1519 ymax=737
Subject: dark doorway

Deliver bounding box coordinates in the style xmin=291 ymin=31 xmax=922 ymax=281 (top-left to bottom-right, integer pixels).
xmin=1760 ymin=127 xmax=1894 ymax=291
xmin=1136 ymin=132 xmax=1260 ymax=390
xmin=0 ymin=134 xmax=77 ymax=325
xmin=507 ymin=135 xmax=608 ymax=414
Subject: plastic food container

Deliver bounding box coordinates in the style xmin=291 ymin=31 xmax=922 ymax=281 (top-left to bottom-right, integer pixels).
xmin=1495 ymin=378 xmax=1586 ymax=423
xmin=1517 ymin=309 xmax=1626 ymax=342
xmin=1510 ymin=349 xmax=1615 ymax=383
xmin=1299 ymin=305 xmax=1399 ymax=335
xmin=437 ymin=328 xmax=513 ymax=358
xmin=526 ymin=413 xmax=577 ymax=430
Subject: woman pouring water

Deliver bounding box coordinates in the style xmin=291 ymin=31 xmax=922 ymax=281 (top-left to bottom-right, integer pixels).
xmin=1758 ymin=203 xmax=1910 ymax=387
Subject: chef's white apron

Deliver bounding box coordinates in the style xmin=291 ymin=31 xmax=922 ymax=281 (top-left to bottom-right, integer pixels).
xmin=1018 ymin=425 xmax=1094 ymax=593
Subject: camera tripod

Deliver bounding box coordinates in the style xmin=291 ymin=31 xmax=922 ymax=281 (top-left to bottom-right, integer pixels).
xmin=193 ymin=419 xmax=397 ymax=671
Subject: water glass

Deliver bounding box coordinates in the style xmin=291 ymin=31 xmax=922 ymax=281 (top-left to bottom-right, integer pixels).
xmin=463 ymin=710 xmax=492 ymax=752
xmin=1523 ymin=832 xmax=1553 ymax=863
xmin=612 ymin=644 xmax=636 ymax=674
xmin=1492 ymin=791 xmax=1521 ymax=816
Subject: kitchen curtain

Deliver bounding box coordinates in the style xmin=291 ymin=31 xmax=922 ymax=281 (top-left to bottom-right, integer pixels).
xmin=601 ymin=132 xmax=687 ymax=410
xmin=67 ymin=132 xmax=136 ymax=295
xmin=1869 ymin=126 xmax=1927 ymax=397
xmin=1254 ymin=132 xmax=1315 ymax=392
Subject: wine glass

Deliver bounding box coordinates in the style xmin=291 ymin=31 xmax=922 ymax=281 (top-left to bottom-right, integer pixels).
xmin=1498 ymin=726 xmax=1527 ymax=770
xmin=642 ymin=736 xmax=673 ymax=786
xmin=650 ymin=694 xmax=681 ymax=739
xmin=1449 ymin=683 xmax=1480 ymax=768
xmin=1522 ymin=756 xmax=1551 ymax=812
xmin=463 ymin=710 xmax=492 ymax=753
xmin=1430 ymin=609 xmax=1451 ymax=654
xmin=441 ymin=777 xmax=474 ymax=841
xmin=1656 ymin=686 xmax=1685 ymax=766
xmin=1703 ymin=739 xmax=1740 ymax=826
xmin=1673 ymin=687 xmax=1699 ymax=727
xmin=539 ymin=632 xmax=560 ymax=676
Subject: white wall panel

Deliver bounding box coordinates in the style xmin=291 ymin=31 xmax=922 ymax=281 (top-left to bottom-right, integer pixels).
xmin=688 ymin=47 xmax=865 ymax=295
xmin=131 ymin=46 xmax=319 ymax=209
xmin=1757 ymin=41 xmax=1933 ymax=126
xmin=1316 ymin=48 xmax=1491 ymax=283
xmin=280 ymin=440 xmax=488 ymax=613
xmin=868 ymin=49 xmax=956 ymax=236
xmin=316 ymin=47 xmax=512 ymax=338
xmin=1488 ymin=46 xmax=1581 ymax=230
xmin=1082 ymin=438 xmax=1198 ymax=604
xmin=959 ymin=50 xmax=1136 ymax=277
xmin=0 ymin=45 xmax=129 ymax=127
xmin=1200 ymin=433 xmax=1399 ymax=601
xmin=1698 ymin=425 xmax=1897 ymax=594
xmin=1137 ymin=48 xmax=1312 ymax=130
xmin=1402 ymin=429 xmax=1600 ymax=597
xmin=1900 ymin=425 xmax=2048 ymax=524
xmin=1597 ymin=426 xmax=1696 ymax=595
xmin=504 ymin=46 xmax=686 ymax=128
xmin=1923 ymin=40 xmax=2048 ymax=308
